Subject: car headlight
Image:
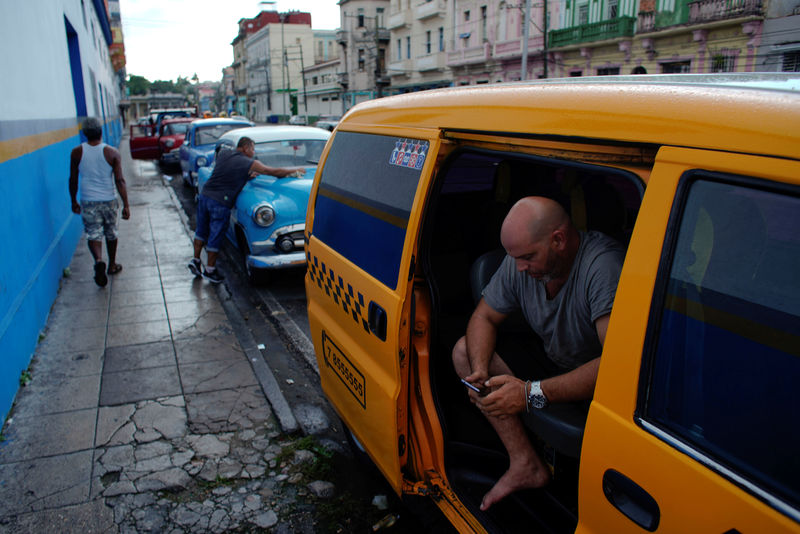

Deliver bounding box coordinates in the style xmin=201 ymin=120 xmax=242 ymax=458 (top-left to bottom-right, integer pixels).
xmin=253 ymin=204 xmax=275 ymax=227
xmin=197 ymin=156 xmax=208 ymax=167
xmin=165 ymin=139 xmax=175 ymax=148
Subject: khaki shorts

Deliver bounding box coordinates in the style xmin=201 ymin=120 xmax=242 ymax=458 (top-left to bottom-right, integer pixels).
xmin=81 ymin=199 xmax=119 ymax=241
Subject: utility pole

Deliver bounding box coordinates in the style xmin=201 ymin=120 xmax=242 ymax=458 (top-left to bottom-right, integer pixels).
xmin=543 ymin=0 xmax=548 ymax=78
xmin=281 ymin=14 xmax=287 ymax=119
xmin=521 ymin=0 xmax=530 ymax=80
xmin=297 ymin=44 xmax=308 ymax=117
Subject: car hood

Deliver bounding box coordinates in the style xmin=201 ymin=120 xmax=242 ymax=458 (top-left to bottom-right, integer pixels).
xmin=240 ymin=169 xmax=315 ymax=213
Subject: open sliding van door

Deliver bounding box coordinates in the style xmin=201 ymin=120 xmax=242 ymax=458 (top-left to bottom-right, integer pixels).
xmin=305 ymin=129 xmax=440 ymax=492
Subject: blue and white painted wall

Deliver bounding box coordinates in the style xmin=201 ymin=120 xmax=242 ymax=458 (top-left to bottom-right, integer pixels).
xmin=0 ymin=1 xmax=123 ymax=421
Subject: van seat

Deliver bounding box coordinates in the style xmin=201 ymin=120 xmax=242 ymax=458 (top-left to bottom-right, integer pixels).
xmin=470 ymin=249 xmax=589 ymax=459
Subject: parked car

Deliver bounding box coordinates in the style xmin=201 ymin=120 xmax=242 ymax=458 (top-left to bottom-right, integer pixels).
xmin=128 ymin=117 xmax=193 ymax=163
xmin=288 ymin=115 xmax=308 ymax=125
xmin=196 ymin=125 xmax=331 ymax=283
xmin=157 ymin=118 xmax=193 ymax=166
xmin=179 ymin=117 xmax=254 ymax=188
xmin=313 ymin=115 xmax=340 ymax=131
xmin=304 ymin=74 xmax=800 ymax=533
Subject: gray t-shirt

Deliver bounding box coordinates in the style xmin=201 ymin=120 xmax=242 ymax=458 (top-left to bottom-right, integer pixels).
xmin=201 ymin=149 xmax=254 ymax=208
xmin=482 ymin=231 xmax=625 ymax=370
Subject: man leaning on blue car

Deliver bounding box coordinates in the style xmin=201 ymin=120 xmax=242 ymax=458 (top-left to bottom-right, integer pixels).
xmin=188 ymin=136 xmax=303 ymax=284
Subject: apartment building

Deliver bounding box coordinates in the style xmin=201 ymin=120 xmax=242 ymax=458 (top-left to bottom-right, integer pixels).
xmin=336 ymin=0 xmax=391 ymax=109
xmin=387 ymin=0 xmax=452 ymax=92
xmin=547 ymin=0 xmax=765 ymax=75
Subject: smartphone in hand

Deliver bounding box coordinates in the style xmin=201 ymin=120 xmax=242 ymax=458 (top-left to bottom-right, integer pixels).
xmin=461 ymin=378 xmax=486 ymax=396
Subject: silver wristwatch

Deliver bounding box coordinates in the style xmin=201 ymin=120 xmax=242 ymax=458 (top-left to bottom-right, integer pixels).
xmin=528 ymin=380 xmax=549 ymax=409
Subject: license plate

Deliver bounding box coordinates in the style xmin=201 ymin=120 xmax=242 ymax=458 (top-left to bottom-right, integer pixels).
xmin=322 ymin=331 xmax=366 ymax=408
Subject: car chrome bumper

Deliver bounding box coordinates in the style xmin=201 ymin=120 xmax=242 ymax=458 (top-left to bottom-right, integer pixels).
xmin=246 ymin=251 xmax=306 ymax=269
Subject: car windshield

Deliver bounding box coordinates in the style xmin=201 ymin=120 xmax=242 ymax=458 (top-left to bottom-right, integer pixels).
xmin=196 ymin=124 xmax=246 ymax=145
xmin=254 ymin=139 xmax=327 ymax=166
xmin=163 ymin=123 xmax=190 ymax=136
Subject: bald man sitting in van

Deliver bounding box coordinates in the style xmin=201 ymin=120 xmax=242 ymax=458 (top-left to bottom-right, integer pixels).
xmin=452 ymin=196 xmax=625 ymax=511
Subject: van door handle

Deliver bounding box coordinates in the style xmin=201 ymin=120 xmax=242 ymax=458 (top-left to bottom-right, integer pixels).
xmin=602 ymin=469 xmax=660 ymax=532
xmin=368 ymin=302 xmax=387 ymax=341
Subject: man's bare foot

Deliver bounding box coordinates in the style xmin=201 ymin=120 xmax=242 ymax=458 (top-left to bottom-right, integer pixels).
xmin=480 ymin=458 xmax=550 ymax=511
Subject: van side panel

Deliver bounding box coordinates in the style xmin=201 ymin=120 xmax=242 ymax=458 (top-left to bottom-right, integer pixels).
xmin=578 ymin=148 xmax=800 ymax=533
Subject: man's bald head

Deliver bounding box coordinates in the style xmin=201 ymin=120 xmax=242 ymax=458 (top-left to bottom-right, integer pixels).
xmin=501 ymin=197 xmax=571 ymax=250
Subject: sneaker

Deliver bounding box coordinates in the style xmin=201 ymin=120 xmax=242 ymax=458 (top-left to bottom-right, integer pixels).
xmin=94 ymin=261 xmax=108 ymax=287
xmin=187 ymin=258 xmax=203 ymax=278
xmin=203 ymin=268 xmax=225 ymax=284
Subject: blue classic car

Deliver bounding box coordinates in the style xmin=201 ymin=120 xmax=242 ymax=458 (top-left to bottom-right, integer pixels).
xmin=196 ymin=125 xmax=331 ymax=283
xmin=179 ymin=117 xmax=253 ymax=188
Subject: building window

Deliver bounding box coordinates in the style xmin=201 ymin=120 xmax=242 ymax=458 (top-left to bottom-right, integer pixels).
xmin=313 ymin=76 xmax=318 ymax=85
xmin=662 ymin=60 xmax=691 ymax=73
xmin=439 ymin=27 xmax=444 ymax=51
xmin=782 ymin=51 xmax=800 ymax=71
xmin=358 ymin=8 xmax=365 ymax=28
xmin=464 ymin=10 xmax=471 ymax=21
xmin=358 ymin=48 xmax=365 ymax=71
xmin=397 ymin=39 xmax=402 ymax=60
xmin=481 ymin=6 xmax=487 ymax=42
xmin=570 ymin=70 xmax=583 ymax=76
xmin=377 ymin=7 xmax=385 ymax=28
xmin=407 ymin=36 xmax=411 ymax=59
xmin=608 ymin=0 xmax=618 ymax=18
xmin=578 ymin=4 xmax=589 ymax=24
xmin=711 ymin=53 xmax=735 ymax=72
xmin=597 ymin=66 xmax=620 ymax=75
xmin=426 ymin=31 xmax=431 ymax=54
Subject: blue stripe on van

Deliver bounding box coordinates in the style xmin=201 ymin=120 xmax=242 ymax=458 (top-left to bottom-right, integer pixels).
xmin=312 ymin=193 xmax=405 ymax=289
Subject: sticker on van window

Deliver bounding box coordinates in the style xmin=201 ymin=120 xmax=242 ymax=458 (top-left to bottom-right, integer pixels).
xmin=322 ymin=331 xmax=366 ymax=409
xmin=390 ymin=138 xmax=428 ymax=170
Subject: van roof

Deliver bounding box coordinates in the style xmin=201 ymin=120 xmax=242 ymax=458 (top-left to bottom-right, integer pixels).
xmin=341 ymin=73 xmax=800 ymax=161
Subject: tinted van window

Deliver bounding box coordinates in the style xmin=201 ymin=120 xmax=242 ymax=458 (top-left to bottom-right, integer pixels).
xmin=313 ymin=132 xmax=428 ymax=288
xmin=646 ymin=176 xmax=800 ymax=509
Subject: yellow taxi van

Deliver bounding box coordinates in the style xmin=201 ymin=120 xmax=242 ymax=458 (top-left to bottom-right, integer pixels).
xmin=303 ymin=74 xmax=800 ymax=533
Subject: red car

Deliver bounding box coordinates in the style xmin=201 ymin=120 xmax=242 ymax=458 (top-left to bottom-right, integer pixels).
xmin=129 ymin=117 xmax=194 ymax=166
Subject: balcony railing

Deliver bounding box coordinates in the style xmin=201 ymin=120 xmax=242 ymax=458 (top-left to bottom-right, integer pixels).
xmin=415 ymin=0 xmax=445 ymax=20
xmin=549 ymin=16 xmax=636 ymax=48
xmin=493 ymin=36 xmax=545 ymax=58
xmin=417 ymin=53 xmax=446 ymax=71
xmin=388 ymin=11 xmax=410 ymax=29
xmin=638 ymin=11 xmax=656 ymax=32
xmin=447 ymin=43 xmax=490 ymax=67
xmin=688 ymin=0 xmax=762 ymax=23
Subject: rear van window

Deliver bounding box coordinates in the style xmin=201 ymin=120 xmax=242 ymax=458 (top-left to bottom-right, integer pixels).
xmin=645 ymin=175 xmax=800 ymax=510
xmin=313 ymin=132 xmax=428 ymax=289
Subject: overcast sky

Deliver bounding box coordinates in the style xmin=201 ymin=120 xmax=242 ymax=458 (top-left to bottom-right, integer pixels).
xmin=120 ymin=0 xmax=340 ymax=83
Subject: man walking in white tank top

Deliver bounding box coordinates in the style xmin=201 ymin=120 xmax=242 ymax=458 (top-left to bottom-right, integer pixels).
xmin=68 ymin=118 xmax=131 ymax=287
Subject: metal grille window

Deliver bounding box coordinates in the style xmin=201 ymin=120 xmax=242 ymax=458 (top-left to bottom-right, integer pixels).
xmin=782 ymin=51 xmax=800 ymax=72
xmin=662 ymin=61 xmax=691 ymax=73
xmin=609 ymin=0 xmax=619 ymax=18
xmin=711 ymin=54 xmax=735 ymax=72
xmin=597 ymin=66 xmax=620 ymax=75
xmin=578 ymin=4 xmax=589 ymax=24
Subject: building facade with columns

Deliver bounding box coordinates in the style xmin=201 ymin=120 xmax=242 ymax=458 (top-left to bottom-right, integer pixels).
xmin=446 ymin=0 xmax=564 ymax=84
xmin=547 ymin=0 xmax=765 ymax=76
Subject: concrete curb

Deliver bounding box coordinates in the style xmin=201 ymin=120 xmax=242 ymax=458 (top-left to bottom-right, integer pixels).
xmin=162 ymin=177 xmax=300 ymax=434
